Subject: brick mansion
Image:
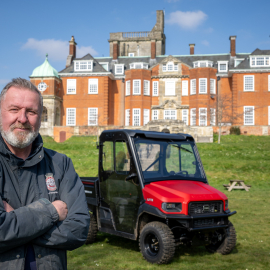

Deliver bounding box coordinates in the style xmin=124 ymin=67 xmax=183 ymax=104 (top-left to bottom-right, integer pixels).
xmin=29 ymin=11 xmax=270 ymax=142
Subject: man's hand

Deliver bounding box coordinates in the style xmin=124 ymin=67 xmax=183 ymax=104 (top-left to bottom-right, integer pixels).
xmin=52 ymin=200 xmax=68 ymax=221
xmin=3 ymin=201 xmax=14 ymax=212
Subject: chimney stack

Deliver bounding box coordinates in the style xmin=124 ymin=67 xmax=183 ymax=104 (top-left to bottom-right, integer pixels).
xmin=69 ymin=36 xmax=77 ymax=59
xmin=151 ymin=40 xmax=156 ymax=59
xmin=113 ymin=41 xmax=119 ymax=60
xmin=189 ymin=44 xmax=195 ymax=55
xmin=229 ymin=36 xmax=236 ymax=57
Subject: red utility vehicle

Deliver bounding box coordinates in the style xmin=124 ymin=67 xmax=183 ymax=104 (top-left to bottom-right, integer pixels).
xmin=82 ymin=130 xmax=237 ymax=264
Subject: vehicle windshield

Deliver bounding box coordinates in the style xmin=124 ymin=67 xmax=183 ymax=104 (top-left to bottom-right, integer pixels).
xmin=133 ymin=137 xmax=207 ymax=183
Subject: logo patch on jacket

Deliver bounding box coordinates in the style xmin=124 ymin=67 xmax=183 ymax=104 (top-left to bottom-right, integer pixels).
xmin=45 ymin=173 xmax=57 ymax=191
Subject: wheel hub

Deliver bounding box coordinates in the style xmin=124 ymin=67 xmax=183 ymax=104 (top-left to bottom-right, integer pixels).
xmin=145 ymin=233 xmax=159 ymax=256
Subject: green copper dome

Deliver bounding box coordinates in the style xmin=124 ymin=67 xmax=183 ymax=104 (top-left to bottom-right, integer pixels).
xmin=30 ymin=54 xmax=59 ymax=78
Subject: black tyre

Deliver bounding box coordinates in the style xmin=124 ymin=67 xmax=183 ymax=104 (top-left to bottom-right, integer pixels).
xmin=139 ymin=221 xmax=175 ymax=264
xmin=206 ymin=221 xmax=237 ymax=255
xmin=85 ymin=213 xmax=98 ymax=244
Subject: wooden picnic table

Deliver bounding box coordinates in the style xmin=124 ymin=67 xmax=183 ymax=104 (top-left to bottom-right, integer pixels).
xmin=223 ymin=180 xmax=251 ymax=192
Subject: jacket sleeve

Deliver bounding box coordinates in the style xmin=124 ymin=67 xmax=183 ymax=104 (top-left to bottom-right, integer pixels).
xmin=0 ymin=197 xmax=59 ymax=254
xmin=32 ymin=157 xmax=90 ymax=251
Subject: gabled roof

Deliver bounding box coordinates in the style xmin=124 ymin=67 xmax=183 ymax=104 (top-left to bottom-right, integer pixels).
xmin=250 ymin=48 xmax=270 ymax=55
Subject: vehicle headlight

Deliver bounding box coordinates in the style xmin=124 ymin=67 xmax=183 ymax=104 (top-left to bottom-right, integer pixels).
xmin=225 ymin=200 xmax=229 ymax=210
xmin=162 ymin=202 xmax=182 ymax=212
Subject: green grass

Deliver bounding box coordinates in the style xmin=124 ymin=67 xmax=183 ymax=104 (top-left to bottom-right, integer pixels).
xmin=43 ymin=134 xmax=270 ymax=270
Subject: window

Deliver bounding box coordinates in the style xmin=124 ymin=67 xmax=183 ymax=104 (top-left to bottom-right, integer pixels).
xmin=218 ymin=61 xmax=228 ymax=72
xmin=199 ymin=78 xmax=207 ymax=94
xmin=250 ymin=56 xmax=270 ymax=67
xmin=41 ymin=106 xmax=48 ymax=122
xmin=125 ymin=109 xmax=130 ymax=126
xmin=100 ymin=62 xmax=109 ymax=71
xmin=199 ymin=108 xmax=207 ymax=126
xmin=66 ymin=108 xmax=76 ymax=126
xmin=115 ymin=64 xmax=124 ymax=75
xmin=126 ymin=81 xmax=130 ymax=96
xmin=210 ymin=79 xmax=216 ymax=94
xmin=174 ymin=64 xmax=178 ymax=71
xmin=153 ymin=81 xmax=159 ymax=96
xmin=244 ymin=75 xmax=254 ymax=91
xmin=133 ymin=80 xmax=141 ymax=95
xmin=162 ymin=62 xmax=178 ymax=72
xmin=67 ymin=79 xmax=76 ymax=94
xmin=152 ymin=110 xmax=158 ymax=120
xmin=165 ymin=81 xmax=175 ymax=96
xmin=115 ymin=141 xmax=130 ymax=173
xmin=182 ymin=109 xmax=188 ymax=125
xmin=88 ymin=108 xmax=98 ymax=126
xmin=190 ymin=79 xmax=196 ymax=95
xmin=133 ymin=109 xmax=141 ymax=126
xmin=164 ymin=110 xmax=176 ymax=120
xmin=210 ymin=108 xmax=216 ymax=126
xmin=129 ymin=63 xmax=148 ymax=69
xmin=88 ymin=79 xmax=98 ymax=94
xmin=234 ymin=59 xmax=244 ymax=67
xmin=193 ymin=61 xmax=213 ymax=68
xmin=74 ymin=61 xmax=93 ymax=71
xmin=244 ymin=106 xmax=254 ymax=125
xmin=182 ymin=80 xmax=188 ymax=96
xmin=190 ymin=108 xmax=196 ymax=126
xmin=144 ymin=109 xmax=150 ymax=125
xmin=144 ymin=80 xmax=150 ymax=95
xmin=128 ymin=53 xmax=134 ymax=57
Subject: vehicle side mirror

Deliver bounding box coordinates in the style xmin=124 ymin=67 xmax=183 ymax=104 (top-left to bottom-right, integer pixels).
xmin=125 ymin=173 xmax=137 ymax=181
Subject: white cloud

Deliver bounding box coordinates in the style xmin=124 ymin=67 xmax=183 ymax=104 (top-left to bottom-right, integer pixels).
xmin=166 ymin=10 xmax=207 ymax=30
xmin=204 ymin=27 xmax=214 ymax=34
xmin=202 ymin=40 xmax=209 ymax=46
xmin=21 ymin=38 xmax=98 ymax=61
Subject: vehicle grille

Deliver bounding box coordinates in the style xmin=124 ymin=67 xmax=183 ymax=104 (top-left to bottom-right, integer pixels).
xmin=189 ymin=201 xmax=223 ymax=215
xmin=194 ymin=218 xmax=215 ymax=227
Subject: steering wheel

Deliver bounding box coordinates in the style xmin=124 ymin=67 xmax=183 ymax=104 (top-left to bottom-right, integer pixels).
xmin=174 ymin=170 xmax=188 ymax=176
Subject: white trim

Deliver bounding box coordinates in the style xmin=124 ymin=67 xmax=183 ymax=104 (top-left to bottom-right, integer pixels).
xmin=66 ymin=108 xmax=76 ymax=126
xmin=190 ymin=108 xmax=196 ymax=126
xmin=182 ymin=80 xmax=188 ymax=96
xmin=190 ymin=79 xmax=196 ymax=95
xmin=126 ymin=81 xmax=130 ymax=96
xmin=133 ymin=108 xmax=141 ymax=126
xmin=129 ymin=62 xmax=148 ymax=69
xmin=244 ymin=106 xmax=254 ymax=125
xmin=164 ymin=110 xmax=177 ymax=120
xmin=231 ymin=69 xmax=270 ymax=73
xmin=165 ymin=81 xmax=175 ymax=96
xmin=244 ymin=75 xmax=254 ymax=91
xmin=153 ymin=81 xmax=159 ymax=96
xmin=199 ymin=78 xmax=207 ymax=94
xmin=199 ymin=108 xmax=207 ymax=126
xmin=59 ymin=72 xmax=112 ymax=76
xmin=193 ymin=60 xmax=213 ymax=68
xmin=74 ymin=60 xmax=93 ymax=71
xmin=67 ymin=79 xmax=76 ymax=94
xmin=210 ymin=79 xmax=216 ymax=94
xmin=125 ymin=109 xmax=130 ymax=126
xmin=152 ymin=110 xmax=158 ymax=120
xmin=143 ymin=109 xmax=150 ymax=125
xmin=182 ymin=109 xmax=188 ymax=125
xmin=88 ymin=108 xmax=98 ymax=126
xmin=143 ymin=80 xmax=150 ymax=96
xmin=133 ymin=80 xmax=141 ymax=95
xmin=88 ymin=79 xmax=98 ymax=94
xmin=250 ymin=56 xmax=270 ymax=67
xmin=210 ymin=108 xmax=216 ymax=126
xmin=115 ymin=64 xmax=124 ymax=75
xmin=218 ymin=61 xmax=228 ymax=72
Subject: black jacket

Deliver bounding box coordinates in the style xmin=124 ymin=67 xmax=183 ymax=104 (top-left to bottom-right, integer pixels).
xmin=0 ymin=134 xmax=90 ymax=270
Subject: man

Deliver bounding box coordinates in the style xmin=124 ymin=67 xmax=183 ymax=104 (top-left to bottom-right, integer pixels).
xmin=0 ymin=78 xmax=90 ymax=269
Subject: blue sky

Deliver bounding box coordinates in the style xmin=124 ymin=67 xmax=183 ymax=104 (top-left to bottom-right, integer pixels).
xmin=1 ymin=0 xmax=269 ymax=90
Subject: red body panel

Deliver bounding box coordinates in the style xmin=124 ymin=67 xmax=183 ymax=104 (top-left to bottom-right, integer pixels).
xmin=142 ymin=180 xmax=228 ymax=215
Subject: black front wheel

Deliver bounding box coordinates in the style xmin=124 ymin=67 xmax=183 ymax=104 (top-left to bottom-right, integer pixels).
xmin=205 ymin=221 xmax=237 ymax=254
xmin=139 ymin=221 xmax=175 ymax=264
xmin=85 ymin=213 xmax=98 ymax=244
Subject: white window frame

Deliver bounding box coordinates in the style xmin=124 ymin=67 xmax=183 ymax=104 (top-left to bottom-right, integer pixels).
xmin=153 ymin=81 xmax=159 ymax=96
xmin=199 ymin=108 xmax=207 ymax=126
xmin=115 ymin=64 xmax=124 ymax=75
xmin=164 ymin=110 xmax=177 ymax=120
xmin=210 ymin=108 xmax=216 ymax=126
xmin=182 ymin=80 xmax=188 ymax=96
xmin=162 ymin=61 xmax=178 ymax=72
xmin=190 ymin=108 xmax=196 ymax=126
xmin=199 ymin=78 xmax=207 ymax=94
xmin=67 ymin=79 xmax=76 ymax=94
xmin=250 ymin=56 xmax=270 ymax=67
xmin=210 ymin=79 xmax=216 ymax=94
xmin=129 ymin=63 xmax=148 ymax=69
xmin=66 ymin=108 xmax=76 ymax=126
xmin=244 ymin=75 xmax=254 ymax=92
xmin=190 ymin=79 xmax=196 ymax=95
xmin=126 ymin=81 xmax=130 ymax=96
xmin=133 ymin=108 xmax=141 ymax=126
xmin=88 ymin=79 xmax=98 ymax=94
xmin=74 ymin=60 xmax=93 ymax=71
xmin=152 ymin=110 xmax=158 ymax=120
xmin=143 ymin=80 xmax=150 ymax=96
xmin=165 ymin=81 xmax=175 ymax=96
xmin=128 ymin=53 xmax=134 ymax=57
xmin=244 ymin=106 xmax=254 ymax=125
xmin=234 ymin=58 xmax=244 ymax=67
xmin=193 ymin=61 xmax=213 ymax=68
xmin=133 ymin=80 xmax=141 ymax=95
xmin=182 ymin=109 xmax=188 ymax=125
xmin=100 ymin=62 xmax=109 ymax=71
xmin=143 ymin=109 xmax=150 ymax=125
xmin=88 ymin=108 xmax=98 ymax=126
xmin=125 ymin=109 xmax=130 ymax=126
xmin=218 ymin=61 xmax=228 ymax=72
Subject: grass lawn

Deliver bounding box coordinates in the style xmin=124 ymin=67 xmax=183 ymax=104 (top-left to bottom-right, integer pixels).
xmin=43 ymin=134 xmax=270 ymax=270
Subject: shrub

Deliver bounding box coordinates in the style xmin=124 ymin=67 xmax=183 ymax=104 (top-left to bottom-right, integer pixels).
xmin=230 ymin=126 xmax=241 ymax=135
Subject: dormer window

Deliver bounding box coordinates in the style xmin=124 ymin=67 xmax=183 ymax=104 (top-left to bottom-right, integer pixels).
xmin=129 ymin=63 xmax=148 ymax=69
xmin=128 ymin=53 xmax=134 ymax=57
xmin=100 ymin=62 xmax=109 ymax=71
xmin=74 ymin=60 xmax=93 ymax=71
xmin=234 ymin=59 xmax=244 ymax=67
xmin=218 ymin=61 xmax=228 ymax=72
xmin=162 ymin=61 xmax=178 ymax=72
xmin=250 ymin=56 xmax=270 ymax=67
xmin=115 ymin=64 xmax=124 ymax=75
xmin=193 ymin=61 xmax=213 ymax=68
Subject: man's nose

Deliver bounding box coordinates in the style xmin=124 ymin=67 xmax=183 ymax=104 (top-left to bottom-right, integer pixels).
xmin=17 ymin=110 xmax=28 ymax=123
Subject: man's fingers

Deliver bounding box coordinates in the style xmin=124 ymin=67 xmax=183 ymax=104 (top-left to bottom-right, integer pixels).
xmin=3 ymin=201 xmax=15 ymax=212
